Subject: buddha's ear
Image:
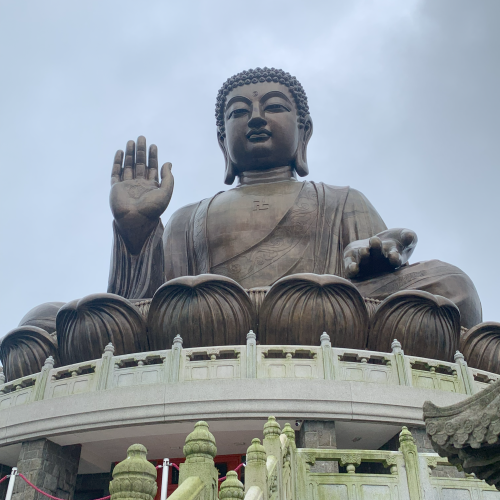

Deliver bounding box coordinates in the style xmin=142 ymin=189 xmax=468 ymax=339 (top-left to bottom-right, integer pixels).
xmin=217 ymin=130 xmax=236 ymax=185
xmin=293 ymin=115 xmax=313 ymax=177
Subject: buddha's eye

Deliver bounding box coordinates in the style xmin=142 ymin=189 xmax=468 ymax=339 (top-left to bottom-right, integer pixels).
xmin=228 ymin=108 xmax=249 ymax=119
xmin=265 ymin=103 xmax=290 ymax=113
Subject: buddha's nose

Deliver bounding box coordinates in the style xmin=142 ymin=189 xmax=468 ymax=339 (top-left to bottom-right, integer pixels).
xmin=247 ymin=108 xmax=267 ymax=129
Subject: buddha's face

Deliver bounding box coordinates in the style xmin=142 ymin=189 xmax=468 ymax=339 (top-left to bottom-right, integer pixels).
xmin=222 ymin=82 xmax=302 ymax=172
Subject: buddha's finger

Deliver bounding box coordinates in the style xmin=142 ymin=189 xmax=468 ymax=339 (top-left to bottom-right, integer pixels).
xmin=111 ymin=150 xmax=124 ymax=185
xmin=148 ymin=144 xmax=159 ymax=182
xmin=160 ymin=162 xmax=174 ymax=195
xmin=346 ymin=261 xmax=359 ymax=279
xmin=123 ymin=140 xmax=135 ymax=180
xmin=401 ymin=229 xmax=417 ymax=248
xmin=388 ymin=250 xmax=402 ymax=268
xmin=135 ymin=136 xmax=147 ymax=179
xmin=359 ymin=246 xmax=370 ymax=262
xmin=369 ymin=237 xmax=383 ymax=257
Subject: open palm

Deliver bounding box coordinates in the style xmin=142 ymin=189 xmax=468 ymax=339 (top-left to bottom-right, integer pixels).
xmin=110 ymin=136 xmax=174 ymax=254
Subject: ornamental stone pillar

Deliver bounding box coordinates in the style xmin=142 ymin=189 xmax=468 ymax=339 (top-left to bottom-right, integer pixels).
xmin=109 ymin=444 xmax=157 ymax=500
xmin=219 ymin=471 xmax=244 ymax=500
xmin=245 ymin=438 xmax=267 ymax=500
xmin=178 ymin=421 xmax=218 ymax=500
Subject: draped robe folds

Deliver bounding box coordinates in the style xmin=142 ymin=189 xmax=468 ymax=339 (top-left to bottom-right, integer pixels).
xmin=108 ymin=181 xmax=482 ymax=328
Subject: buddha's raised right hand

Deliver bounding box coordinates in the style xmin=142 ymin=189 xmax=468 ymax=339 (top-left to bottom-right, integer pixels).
xmin=110 ymin=136 xmax=174 ymax=255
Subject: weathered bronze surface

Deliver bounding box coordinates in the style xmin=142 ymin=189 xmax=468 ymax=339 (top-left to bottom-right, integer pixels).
xmin=460 ymin=322 xmax=500 ymax=373
xmin=0 ymin=68 xmax=488 ymax=379
xmin=107 ymin=68 xmax=481 ymax=328
xmin=368 ymin=290 xmax=461 ymax=362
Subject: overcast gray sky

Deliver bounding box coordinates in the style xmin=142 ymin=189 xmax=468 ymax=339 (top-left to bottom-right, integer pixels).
xmin=0 ymin=0 xmax=498 ymax=340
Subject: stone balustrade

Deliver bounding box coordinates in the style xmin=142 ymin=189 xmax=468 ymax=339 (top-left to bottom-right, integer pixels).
xmin=111 ymin=418 xmax=499 ymax=500
xmin=0 ymin=333 xmax=498 ymax=411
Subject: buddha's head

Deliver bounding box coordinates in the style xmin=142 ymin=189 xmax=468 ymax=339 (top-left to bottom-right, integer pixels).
xmin=216 ymin=68 xmax=313 ymax=185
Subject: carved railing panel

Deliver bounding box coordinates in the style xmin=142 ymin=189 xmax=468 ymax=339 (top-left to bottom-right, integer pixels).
xmin=2 ymin=336 xmax=498 ymax=410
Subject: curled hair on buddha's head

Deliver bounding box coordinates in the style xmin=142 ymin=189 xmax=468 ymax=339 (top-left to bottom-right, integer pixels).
xmin=215 ymin=68 xmax=312 ymax=184
xmin=215 ymin=67 xmax=310 ymax=135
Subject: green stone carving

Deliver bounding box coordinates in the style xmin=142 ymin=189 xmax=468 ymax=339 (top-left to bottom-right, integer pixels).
xmin=109 ymin=444 xmax=157 ymax=500
xmin=281 ymin=423 xmax=295 ymax=444
xmin=219 ymin=471 xmax=244 ymax=500
xmin=399 ymin=427 xmax=423 ymax=500
xmin=245 ymin=438 xmax=268 ymax=497
xmin=183 ymin=421 xmax=217 ymax=460
xmin=247 ymin=438 xmax=267 ymax=464
xmin=179 ymin=421 xmax=218 ymax=500
xmin=263 ymin=416 xmax=281 ymax=438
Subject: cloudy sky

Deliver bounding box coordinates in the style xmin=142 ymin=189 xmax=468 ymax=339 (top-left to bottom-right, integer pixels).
xmin=0 ymin=0 xmax=498 ymax=340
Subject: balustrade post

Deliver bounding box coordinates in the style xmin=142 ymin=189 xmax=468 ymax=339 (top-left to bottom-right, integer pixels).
xmin=454 ymin=351 xmax=477 ymax=395
xmin=245 ymin=439 xmax=268 ymax=500
xmin=246 ymin=330 xmax=257 ymax=378
xmin=96 ymin=343 xmax=115 ymax=390
xmin=170 ymin=335 xmax=183 ymax=383
xmin=109 ymin=444 xmax=157 ymax=500
xmin=391 ymin=339 xmax=412 ymax=386
xmin=399 ymin=427 xmax=423 ymax=500
xmin=320 ymin=333 xmax=335 ymax=380
xmin=33 ymin=356 xmax=55 ymax=401
xmin=179 ymin=421 xmax=218 ymax=500
xmin=0 ymin=367 xmax=5 ymax=387
xmin=282 ymin=423 xmax=296 ymax=449
xmin=220 ymin=471 xmax=244 ymax=500
xmin=263 ymin=416 xmax=282 ymax=460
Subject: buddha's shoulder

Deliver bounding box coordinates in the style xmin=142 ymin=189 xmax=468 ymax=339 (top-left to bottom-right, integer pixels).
xmin=310 ymin=182 xmax=368 ymax=200
xmin=164 ymin=201 xmax=200 ymax=233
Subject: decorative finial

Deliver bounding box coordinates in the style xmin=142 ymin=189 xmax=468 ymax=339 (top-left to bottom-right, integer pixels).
xmin=247 ymin=330 xmax=256 ymax=341
xmin=246 ymin=438 xmax=266 ymax=464
xmin=320 ymin=332 xmax=331 ymax=346
xmin=43 ymin=356 xmax=55 ymax=369
xmin=399 ymin=426 xmax=415 ymax=444
xmin=0 ymin=367 xmax=5 ymax=385
xmin=173 ymin=335 xmax=183 ymax=348
xmin=282 ymin=423 xmax=295 ymax=443
xmin=219 ymin=471 xmax=244 ymax=500
xmin=183 ymin=421 xmax=217 ymax=461
xmin=263 ymin=416 xmax=281 ymax=438
xmin=391 ymin=339 xmax=402 ymax=351
xmin=109 ymin=444 xmax=157 ymax=500
xmin=104 ymin=342 xmax=115 ymax=354
xmin=454 ymin=351 xmax=465 ymax=363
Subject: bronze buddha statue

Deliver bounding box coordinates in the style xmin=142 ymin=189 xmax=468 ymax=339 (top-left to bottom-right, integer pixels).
xmin=1 ymin=68 xmax=493 ymax=382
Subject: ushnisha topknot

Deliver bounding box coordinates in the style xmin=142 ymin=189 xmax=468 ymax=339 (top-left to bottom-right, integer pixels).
xmin=215 ymin=68 xmax=310 ymax=136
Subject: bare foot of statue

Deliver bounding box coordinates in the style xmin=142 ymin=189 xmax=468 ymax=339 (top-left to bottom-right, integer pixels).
xmin=110 ymin=135 xmax=174 ymax=255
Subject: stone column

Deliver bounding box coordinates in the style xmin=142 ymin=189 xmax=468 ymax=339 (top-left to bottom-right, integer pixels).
xmin=12 ymin=439 xmax=81 ymax=500
xmin=297 ymin=421 xmax=338 ymax=472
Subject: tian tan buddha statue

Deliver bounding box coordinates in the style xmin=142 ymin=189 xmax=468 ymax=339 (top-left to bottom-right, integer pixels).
xmin=2 ymin=67 xmax=498 ymax=383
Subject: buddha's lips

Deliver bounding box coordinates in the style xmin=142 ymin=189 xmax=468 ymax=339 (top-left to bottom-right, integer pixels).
xmin=247 ymin=129 xmax=272 ymax=142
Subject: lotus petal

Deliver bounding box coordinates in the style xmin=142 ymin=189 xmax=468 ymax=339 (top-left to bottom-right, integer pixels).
xmin=148 ymin=274 xmax=255 ymax=349
xmin=368 ymin=290 xmax=460 ymax=360
xmin=0 ymin=326 xmax=59 ymax=381
xmin=258 ymin=273 xmax=369 ymax=347
xmin=57 ymin=293 xmax=148 ymax=365
xmin=460 ymin=322 xmax=500 ymax=374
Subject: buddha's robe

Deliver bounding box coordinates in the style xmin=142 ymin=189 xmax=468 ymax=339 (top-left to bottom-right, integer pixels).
xmin=108 ymin=181 xmax=482 ymax=328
